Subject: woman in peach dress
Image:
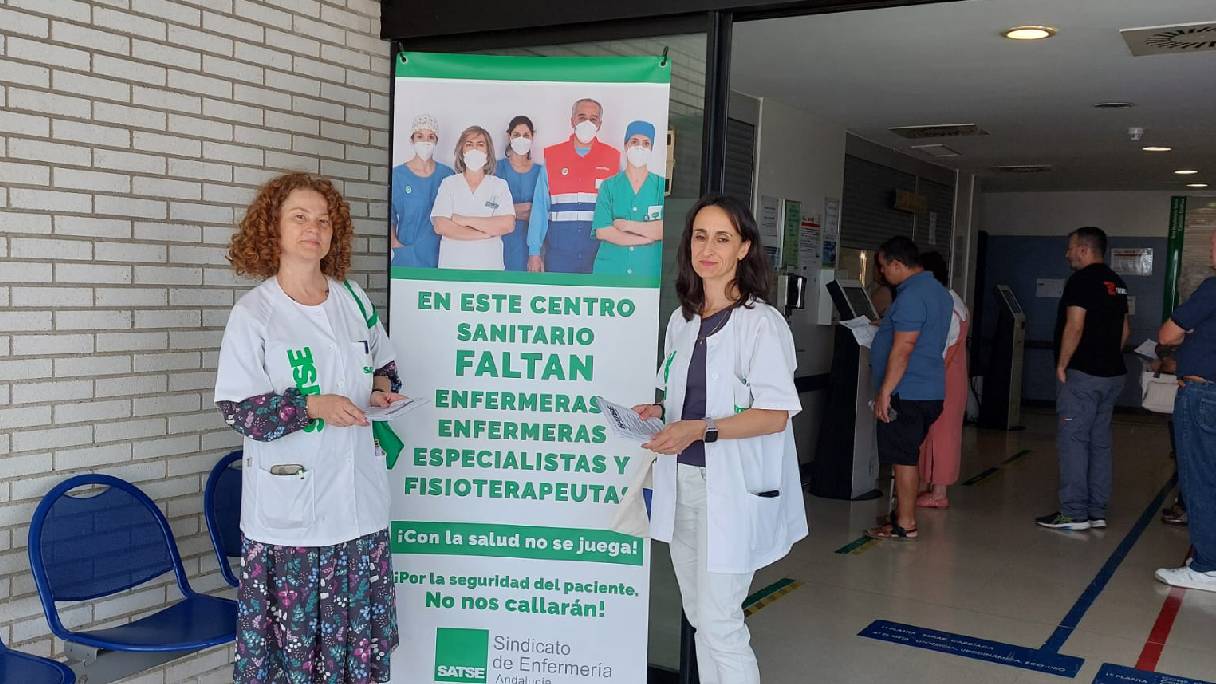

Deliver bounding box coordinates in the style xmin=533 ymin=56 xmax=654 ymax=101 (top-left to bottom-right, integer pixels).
xmin=917 ymin=252 xmax=969 ymax=508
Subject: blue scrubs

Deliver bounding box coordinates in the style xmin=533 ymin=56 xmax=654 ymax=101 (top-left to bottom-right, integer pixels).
xmin=495 ymin=158 xmax=542 ymax=272
xmin=390 ymin=161 xmax=454 ymax=268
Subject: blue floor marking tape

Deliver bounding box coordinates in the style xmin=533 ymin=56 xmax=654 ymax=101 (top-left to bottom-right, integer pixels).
xmin=1041 ymin=475 xmax=1177 ymax=653
xmin=859 ymin=474 xmax=1177 ymax=678
xmin=859 ymin=621 xmax=1084 ymax=676
xmin=1093 ymin=663 xmax=1214 ymax=684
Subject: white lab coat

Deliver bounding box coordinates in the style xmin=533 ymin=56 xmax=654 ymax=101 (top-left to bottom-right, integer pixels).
xmin=650 ymin=299 xmax=809 ymax=574
xmin=431 ymin=173 xmax=515 ymax=270
xmin=214 ymin=277 xmax=395 ymax=547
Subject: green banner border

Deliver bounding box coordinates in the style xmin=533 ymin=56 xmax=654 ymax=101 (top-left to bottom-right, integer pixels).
xmin=395 ymin=51 xmax=671 ymax=84
xmin=391 ymin=266 xmax=660 ymax=289
xmin=1164 ymin=196 xmax=1187 ymax=319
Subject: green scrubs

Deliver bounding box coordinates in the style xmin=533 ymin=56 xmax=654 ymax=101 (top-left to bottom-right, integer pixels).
xmin=590 ymin=171 xmax=665 ymax=278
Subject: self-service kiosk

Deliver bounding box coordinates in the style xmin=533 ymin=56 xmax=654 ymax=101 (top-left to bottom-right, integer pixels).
xmin=810 ymin=280 xmax=881 ymax=500
xmin=979 ymin=284 xmax=1026 ymax=430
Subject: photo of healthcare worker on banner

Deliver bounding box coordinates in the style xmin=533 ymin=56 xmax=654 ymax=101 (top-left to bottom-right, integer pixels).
xmin=591 ymin=119 xmax=665 ymax=279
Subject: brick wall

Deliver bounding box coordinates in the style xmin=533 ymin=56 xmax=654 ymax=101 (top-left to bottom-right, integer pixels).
xmin=0 ymin=0 xmax=389 ymax=680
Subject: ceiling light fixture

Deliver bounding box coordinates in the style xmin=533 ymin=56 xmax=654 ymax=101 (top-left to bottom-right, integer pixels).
xmin=1175 ymin=169 xmax=1200 ymax=175
xmin=1142 ymin=146 xmax=1172 ymax=152
xmin=1003 ymin=25 xmax=1057 ymax=40
xmin=1186 ymin=183 xmax=1209 ymax=188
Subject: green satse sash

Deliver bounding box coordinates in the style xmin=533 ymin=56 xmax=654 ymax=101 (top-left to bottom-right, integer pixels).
xmin=343 ymin=280 xmax=404 ymax=469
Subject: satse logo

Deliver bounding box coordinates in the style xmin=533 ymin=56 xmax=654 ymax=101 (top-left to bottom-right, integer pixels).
xmin=287 ymin=347 xmax=324 ymax=432
xmin=434 ymin=628 xmax=489 ymax=683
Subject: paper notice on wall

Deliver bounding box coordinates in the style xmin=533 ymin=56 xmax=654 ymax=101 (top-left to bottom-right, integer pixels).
xmin=782 ymin=200 xmax=802 ymax=271
xmin=1036 ymin=278 xmax=1065 ymax=298
xmin=758 ymin=195 xmax=783 ymax=269
xmin=1111 ymin=248 xmax=1153 ymax=276
xmin=821 ymin=239 xmax=838 ymax=268
xmin=823 ymin=198 xmax=840 ymax=238
xmin=797 ymin=215 xmax=821 ymax=275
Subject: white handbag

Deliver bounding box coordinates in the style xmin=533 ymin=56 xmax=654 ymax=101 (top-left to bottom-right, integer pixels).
xmin=1141 ymin=369 xmax=1178 ymax=414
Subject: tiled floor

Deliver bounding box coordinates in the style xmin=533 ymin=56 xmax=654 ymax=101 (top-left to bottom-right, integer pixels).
xmin=733 ymin=408 xmax=1215 ymax=683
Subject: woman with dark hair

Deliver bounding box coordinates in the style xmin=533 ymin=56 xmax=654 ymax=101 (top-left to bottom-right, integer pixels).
xmin=632 ymin=194 xmax=807 ymax=683
xmin=915 ymin=251 xmax=969 ymax=508
xmin=216 ymin=173 xmax=401 ymax=683
xmin=496 ymin=115 xmax=543 ymax=271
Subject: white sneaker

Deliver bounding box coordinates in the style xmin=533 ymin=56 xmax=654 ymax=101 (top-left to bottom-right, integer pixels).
xmin=1155 ymin=565 xmax=1216 ymax=592
xmin=1089 ymin=518 xmax=1107 ymax=529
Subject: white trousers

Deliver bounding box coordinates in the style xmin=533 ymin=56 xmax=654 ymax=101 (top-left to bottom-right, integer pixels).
xmin=670 ymin=464 xmax=760 ymax=684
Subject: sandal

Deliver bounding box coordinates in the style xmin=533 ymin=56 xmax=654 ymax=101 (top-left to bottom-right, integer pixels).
xmin=865 ymin=521 xmax=919 ymax=541
xmin=916 ymin=493 xmax=950 ymax=509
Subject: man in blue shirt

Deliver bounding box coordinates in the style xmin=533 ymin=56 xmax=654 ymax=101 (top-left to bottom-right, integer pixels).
xmin=867 ymin=236 xmax=953 ymax=541
xmin=1155 ymin=229 xmax=1216 ymax=592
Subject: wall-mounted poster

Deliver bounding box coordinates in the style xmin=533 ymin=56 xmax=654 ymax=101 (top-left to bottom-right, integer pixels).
xmin=1111 ymin=247 xmax=1153 ymax=276
xmin=387 ymin=51 xmax=669 ymax=684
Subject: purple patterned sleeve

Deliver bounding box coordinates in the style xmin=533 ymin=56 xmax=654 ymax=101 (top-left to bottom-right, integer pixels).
xmin=216 ymin=387 xmax=311 ymax=442
xmin=374 ymin=361 xmax=402 ymax=393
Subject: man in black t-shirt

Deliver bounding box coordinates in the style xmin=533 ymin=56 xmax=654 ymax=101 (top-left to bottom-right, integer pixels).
xmin=1037 ymin=226 xmax=1129 ymax=532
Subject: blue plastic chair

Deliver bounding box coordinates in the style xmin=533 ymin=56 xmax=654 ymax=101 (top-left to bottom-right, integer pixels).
xmin=28 ymin=474 xmax=237 ymax=652
xmin=0 ymin=636 xmax=76 ymax=684
xmin=203 ymin=450 xmax=243 ymax=588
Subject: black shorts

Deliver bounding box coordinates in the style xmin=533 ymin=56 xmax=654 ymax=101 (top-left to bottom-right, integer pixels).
xmin=876 ymin=395 xmax=944 ymax=467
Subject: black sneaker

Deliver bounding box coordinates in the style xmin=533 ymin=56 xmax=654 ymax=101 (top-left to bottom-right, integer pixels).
xmin=1162 ymin=505 xmax=1188 ymax=526
xmin=1036 ymin=512 xmax=1090 ymax=530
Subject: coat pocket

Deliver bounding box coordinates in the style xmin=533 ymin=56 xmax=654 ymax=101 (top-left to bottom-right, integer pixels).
xmin=254 ymin=466 xmax=316 ymax=530
xmin=730 ymin=375 xmax=753 ymax=415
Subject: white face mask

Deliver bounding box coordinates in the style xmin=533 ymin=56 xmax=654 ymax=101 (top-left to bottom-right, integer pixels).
xmin=510 ymin=136 xmax=533 ymax=156
xmin=626 ymin=145 xmax=652 ymax=168
xmin=462 ymin=148 xmax=488 ymax=170
xmin=574 ymin=120 xmax=598 ymax=144
xmin=413 ymin=141 xmax=435 ymax=160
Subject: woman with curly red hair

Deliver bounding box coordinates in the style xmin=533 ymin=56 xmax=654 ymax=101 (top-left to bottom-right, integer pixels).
xmin=215 ymin=173 xmax=402 ymax=683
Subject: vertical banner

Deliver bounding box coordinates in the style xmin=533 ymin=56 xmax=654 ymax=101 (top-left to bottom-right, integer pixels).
xmin=387 ymin=52 xmax=670 ymax=683
xmin=1163 ymin=195 xmax=1186 ymax=318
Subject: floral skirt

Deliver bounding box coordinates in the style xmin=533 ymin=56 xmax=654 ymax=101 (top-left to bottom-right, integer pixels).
xmin=234 ymin=529 xmax=399 ymax=684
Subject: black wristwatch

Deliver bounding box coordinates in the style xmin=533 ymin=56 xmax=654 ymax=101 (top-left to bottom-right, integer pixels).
xmin=703 ymin=417 xmax=719 ymax=444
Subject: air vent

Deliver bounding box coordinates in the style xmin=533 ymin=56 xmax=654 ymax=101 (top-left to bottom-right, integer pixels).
xmin=1122 ymin=22 xmax=1216 ymax=57
xmin=889 ymin=123 xmax=989 ymax=140
xmin=992 ymin=164 xmax=1053 ymax=174
xmin=910 ymin=143 xmax=961 ymax=158
xmin=1093 ymin=101 xmax=1135 ymax=109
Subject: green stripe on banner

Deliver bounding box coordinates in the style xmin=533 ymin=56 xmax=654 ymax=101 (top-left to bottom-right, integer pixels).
xmin=395 ymin=51 xmax=671 ymax=84
xmin=391 ymin=520 xmax=644 ymax=566
xmin=391 ymin=266 xmax=661 ymax=289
